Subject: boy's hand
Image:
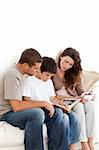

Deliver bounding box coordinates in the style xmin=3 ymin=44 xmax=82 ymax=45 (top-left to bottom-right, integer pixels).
xmin=44 ymin=101 xmax=55 ymax=117
xmin=51 ymin=96 xmax=64 ymax=106
xmin=62 ymin=105 xmax=72 ymax=113
xmin=56 ymin=95 xmax=65 ymax=101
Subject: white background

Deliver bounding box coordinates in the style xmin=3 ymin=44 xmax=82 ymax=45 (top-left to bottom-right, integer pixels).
xmin=0 ymin=0 xmax=98 ymax=73
xmin=0 ymin=0 xmax=99 ymax=141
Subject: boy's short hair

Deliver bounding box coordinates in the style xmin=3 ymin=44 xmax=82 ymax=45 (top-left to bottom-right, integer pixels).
xmin=18 ymin=48 xmax=42 ymax=67
xmin=40 ymin=57 xmax=57 ymax=74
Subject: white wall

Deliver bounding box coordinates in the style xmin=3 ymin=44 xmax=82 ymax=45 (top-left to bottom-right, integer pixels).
xmin=0 ymin=0 xmax=98 ymax=73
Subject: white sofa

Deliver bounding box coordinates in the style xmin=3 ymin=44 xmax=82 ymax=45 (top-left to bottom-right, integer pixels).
xmin=0 ymin=70 xmax=99 ymax=150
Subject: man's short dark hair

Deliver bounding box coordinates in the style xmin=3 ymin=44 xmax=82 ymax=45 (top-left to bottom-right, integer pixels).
xmin=40 ymin=57 xmax=57 ymax=74
xmin=18 ymin=48 xmax=42 ymax=67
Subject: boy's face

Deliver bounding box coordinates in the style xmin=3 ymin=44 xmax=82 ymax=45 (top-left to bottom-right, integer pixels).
xmin=41 ymin=72 xmax=54 ymax=81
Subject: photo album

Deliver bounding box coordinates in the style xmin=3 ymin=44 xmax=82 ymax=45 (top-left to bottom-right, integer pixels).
xmin=52 ymin=97 xmax=81 ymax=109
xmin=52 ymin=91 xmax=94 ymax=110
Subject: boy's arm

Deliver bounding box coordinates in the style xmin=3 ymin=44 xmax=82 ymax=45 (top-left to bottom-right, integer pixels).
xmin=51 ymin=96 xmax=72 ymax=113
xmin=50 ymin=95 xmax=76 ymax=104
xmin=50 ymin=96 xmax=64 ymax=106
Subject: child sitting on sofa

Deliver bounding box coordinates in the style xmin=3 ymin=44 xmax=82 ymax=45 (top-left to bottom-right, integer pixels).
xmin=23 ymin=56 xmax=79 ymax=150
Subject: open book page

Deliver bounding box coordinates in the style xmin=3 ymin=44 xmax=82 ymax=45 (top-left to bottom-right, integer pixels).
xmin=63 ymin=98 xmax=81 ymax=109
xmin=51 ymin=96 xmax=81 ymax=110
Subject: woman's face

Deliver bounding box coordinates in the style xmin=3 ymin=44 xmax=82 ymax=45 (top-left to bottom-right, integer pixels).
xmin=60 ymin=55 xmax=74 ymax=71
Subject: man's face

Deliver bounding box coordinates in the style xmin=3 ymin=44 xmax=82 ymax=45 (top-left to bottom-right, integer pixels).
xmin=27 ymin=62 xmax=41 ymax=76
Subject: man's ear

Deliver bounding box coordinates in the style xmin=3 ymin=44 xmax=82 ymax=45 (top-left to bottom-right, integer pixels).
xmin=23 ymin=63 xmax=30 ymax=70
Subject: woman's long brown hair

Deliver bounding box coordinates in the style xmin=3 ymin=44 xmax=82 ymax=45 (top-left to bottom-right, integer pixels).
xmin=57 ymin=47 xmax=82 ymax=89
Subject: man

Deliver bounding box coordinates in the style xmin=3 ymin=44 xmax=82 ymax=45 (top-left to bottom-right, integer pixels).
xmin=0 ymin=48 xmax=70 ymax=150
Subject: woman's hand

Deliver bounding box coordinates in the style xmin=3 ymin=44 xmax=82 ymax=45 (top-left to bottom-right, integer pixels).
xmin=80 ymin=91 xmax=95 ymax=103
xmin=80 ymin=97 xmax=87 ymax=104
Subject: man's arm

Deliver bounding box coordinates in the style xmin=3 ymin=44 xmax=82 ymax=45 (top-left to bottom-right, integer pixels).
xmin=9 ymin=98 xmax=54 ymax=117
xmin=9 ymin=99 xmax=46 ymax=112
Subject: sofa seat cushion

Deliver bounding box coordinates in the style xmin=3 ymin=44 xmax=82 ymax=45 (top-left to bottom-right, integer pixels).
xmin=0 ymin=121 xmax=24 ymax=147
xmin=43 ymin=123 xmax=48 ymax=139
xmin=0 ymin=121 xmax=48 ymax=147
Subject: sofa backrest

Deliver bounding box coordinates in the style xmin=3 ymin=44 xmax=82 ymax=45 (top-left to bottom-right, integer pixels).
xmin=81 ymin=70 xmax=99 ymax=91
xmin=0 ymin=73 xmax=4 ymax=104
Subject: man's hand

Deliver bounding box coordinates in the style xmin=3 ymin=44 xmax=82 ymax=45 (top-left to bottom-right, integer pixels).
xmin=44 ymin=101 xmax=55 ymax=117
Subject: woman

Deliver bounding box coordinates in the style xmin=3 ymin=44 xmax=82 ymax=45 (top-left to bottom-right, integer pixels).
xmin=52 ymin=47 xmax=95 ymax=150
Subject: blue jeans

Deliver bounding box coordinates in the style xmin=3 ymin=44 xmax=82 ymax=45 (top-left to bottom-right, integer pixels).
xmin=67 ymin=111 xmax=79 ymax=144
xmin=43 ymin=107 xmax=70 ymax=150
xmin=0 ymin=107 xmax=71 ymax=150
xmin=1 ymin=108 xmax=45 ymax=150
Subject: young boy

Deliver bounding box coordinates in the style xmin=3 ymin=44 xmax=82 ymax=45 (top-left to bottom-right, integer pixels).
xmin=23 ymin=57 xmax=79 ymax=150
xmin=23 ymin=57 xmax=57 ymax=107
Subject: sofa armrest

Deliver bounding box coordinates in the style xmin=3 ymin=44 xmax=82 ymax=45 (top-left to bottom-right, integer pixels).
xmin=90 ymin=81 xmax=99 ymax=142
